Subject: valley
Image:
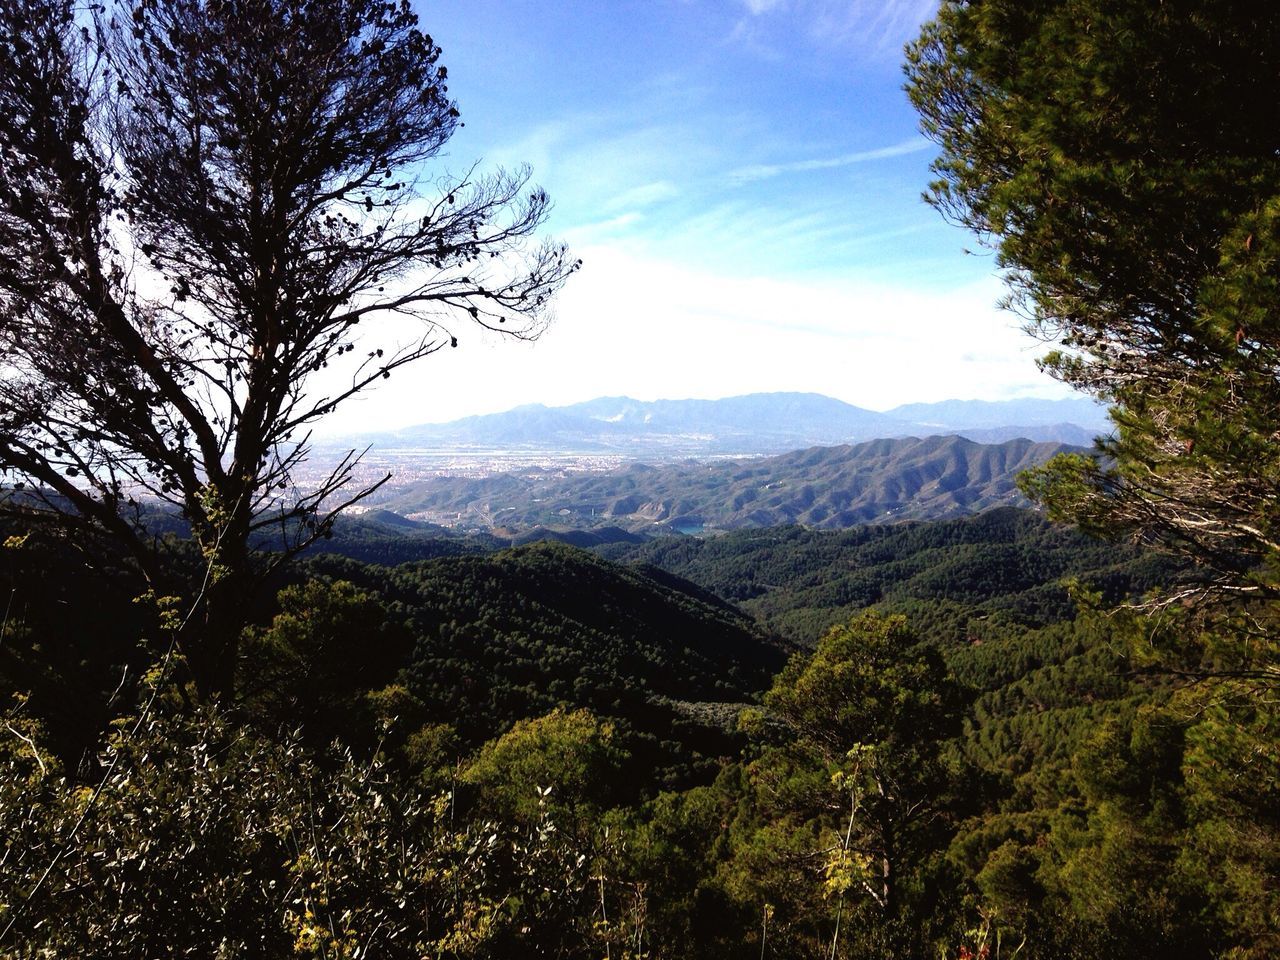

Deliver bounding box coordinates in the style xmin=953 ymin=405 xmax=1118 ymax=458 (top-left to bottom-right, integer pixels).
xmin=310 ymin=391 xmax=1107 ymax=470
xmin=376 ymin=434 xmax=1080 ymax=534
xmin=294 ymin=393 xmax=1109 ymax=539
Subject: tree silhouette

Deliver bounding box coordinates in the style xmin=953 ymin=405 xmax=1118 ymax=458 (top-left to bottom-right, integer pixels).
xmin=0 ymin=0 xmax=577 ymax=693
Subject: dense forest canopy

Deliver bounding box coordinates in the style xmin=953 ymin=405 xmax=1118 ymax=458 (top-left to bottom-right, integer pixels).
xmin=6 ymin=502 xmax=1272 ymax=957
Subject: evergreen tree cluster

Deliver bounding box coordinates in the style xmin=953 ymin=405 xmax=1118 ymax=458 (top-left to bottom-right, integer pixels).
xmin=4 ymin=508 xmax=1277 ymax=957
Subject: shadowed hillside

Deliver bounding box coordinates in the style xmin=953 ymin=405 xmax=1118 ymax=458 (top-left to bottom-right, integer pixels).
xmin=306 ymin=541 xmax=791 ymax=787
xmin=597 ymin=507 xmax=1185 ymax=644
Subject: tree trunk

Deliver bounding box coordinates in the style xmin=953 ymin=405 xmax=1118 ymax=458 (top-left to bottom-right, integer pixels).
xmin=184 ymin=488 xmax=255 ymax=700
xmin=879 ymin=807 xmax=897 ymax=922
xmin=189 ymin=571 xmax=248 ymax=699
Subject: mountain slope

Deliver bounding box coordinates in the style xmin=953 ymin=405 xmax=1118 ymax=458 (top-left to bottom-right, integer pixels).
xmin=380 ymin=392 xmax=912 ymax=454
xmin=885 ymin=396 xmax=1108 ymax=429
xmin=306 ymin=542 xmax=790 ymax=786
xmin=354 ymin=392 xmax=1108 ymax=456
xmin=382 ymin=435 xmax=1079 ymax=533
xmin=596 ymin=507 xmax=1185 ymax=644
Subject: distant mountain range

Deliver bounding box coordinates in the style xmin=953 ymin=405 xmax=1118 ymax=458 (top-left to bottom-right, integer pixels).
xmin=350 ymin=392 xmax=1110 ymax=456
xmin=380 ymin=434 xmax=1079 ymax=534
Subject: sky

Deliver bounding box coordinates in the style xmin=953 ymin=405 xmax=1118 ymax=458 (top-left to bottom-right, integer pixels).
xmin=315 ymin=0 xmax=1071 ymax=435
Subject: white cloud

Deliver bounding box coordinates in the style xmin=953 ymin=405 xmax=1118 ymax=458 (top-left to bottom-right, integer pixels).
xmin=564 ymin=211 xmax=645 ymax=243
xmin=310 ymin=244 xmax=1067 ymax=437
xmin=741 ymin=0 xmax=788 ymax=14
xmin=807 ymin=0 xmax=938 ymax=52
xmin=602 ymin=179 xmax=680 ymax=212
xmin=727 ymin=137 xmax=932 ymax=184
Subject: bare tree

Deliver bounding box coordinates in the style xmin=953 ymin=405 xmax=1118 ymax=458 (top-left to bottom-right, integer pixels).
xmin=0 ymin=0 xmax=577 ymax=694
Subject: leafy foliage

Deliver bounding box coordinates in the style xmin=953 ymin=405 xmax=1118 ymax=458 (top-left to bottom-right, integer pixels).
xmin=906 ymin=6 xmax=1280 ymax=954
xmin=1 ymin=697 xmax=521 ymax=958
xmin=733 ymin=613 xmax=968 ymax=954
xmin=6 ymin=503 xmax=1279 ymax=957
xmin=237 ymin=578 xmax=413 ymax=747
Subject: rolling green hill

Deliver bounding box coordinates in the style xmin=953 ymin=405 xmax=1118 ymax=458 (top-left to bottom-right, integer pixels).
xmin=597 ymin=507 xmax=1184 ymax=645
xmin=306 ymin=541 xmax=791 ymax=788
xmin=382 ymin=435 xmax=1079 ymax=534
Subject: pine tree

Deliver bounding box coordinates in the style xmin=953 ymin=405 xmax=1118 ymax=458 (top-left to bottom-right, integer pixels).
xmin=906 ymin=0 xmax=1280 ymax=607
xmin=0 ymin=0 xmax=576 ymax=694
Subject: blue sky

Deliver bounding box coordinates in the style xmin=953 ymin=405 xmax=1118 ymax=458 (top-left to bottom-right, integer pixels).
xmin=318 ymin=0 xmax=1070 ymax=434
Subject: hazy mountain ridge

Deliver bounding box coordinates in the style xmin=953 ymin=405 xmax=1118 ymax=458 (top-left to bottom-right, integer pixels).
xmin=381 ymin=434 xmax=1079 ymax=533
xmin=883 ymin=396 xmax=1109 ymax=428
xmin=352 ymin=392 xmax=1110 ymax=456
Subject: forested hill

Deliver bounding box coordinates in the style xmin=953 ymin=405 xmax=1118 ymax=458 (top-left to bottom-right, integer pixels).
xmin=597 ymin=507 xmax=1184 ymax=644
xmin=0 ymin=504 xmax=1226 ymax=958
xmin=382 ymin=434 xmax=1079 ymax=533
xmin=305 ymin=541 xmax=790 ymax=787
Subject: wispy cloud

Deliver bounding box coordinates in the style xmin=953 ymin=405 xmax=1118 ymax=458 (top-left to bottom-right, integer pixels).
xmin=602 ymin=180 xmax=680 ymax=213
xmin=731 ymin=0 xmax=936 ymax=57
xmin=805 ymin=0 xmax=937 ymax=53
xmin=562 ymin=212 xmax=646 ymax=245
xmin=727 ymin=137 xmax=931 ymax=184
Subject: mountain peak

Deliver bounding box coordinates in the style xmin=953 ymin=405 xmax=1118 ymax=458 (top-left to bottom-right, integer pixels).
xmin=370 ymin=393 xmax=1106 ymax=457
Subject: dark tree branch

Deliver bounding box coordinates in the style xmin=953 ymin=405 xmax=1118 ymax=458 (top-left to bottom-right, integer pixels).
xmin=0 ymin=0 xmax=577 ymax=696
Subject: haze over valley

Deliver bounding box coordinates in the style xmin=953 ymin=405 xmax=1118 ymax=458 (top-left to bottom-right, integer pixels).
xmin=300 ymin=392 xmax=1108 ymax=537
xmin=328 ymin=391 xmax=1109 ymax=460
